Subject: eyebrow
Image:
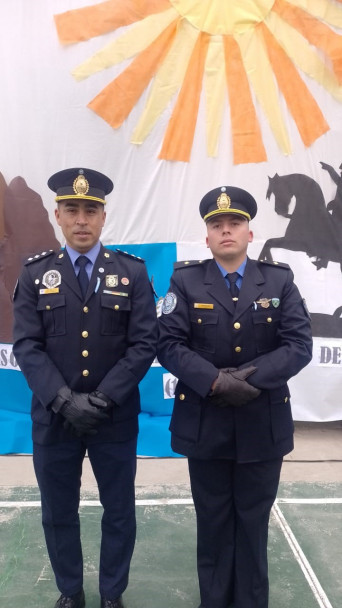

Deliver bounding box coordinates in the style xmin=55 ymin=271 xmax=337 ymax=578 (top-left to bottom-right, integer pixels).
xmin=63 ymin=201 xmax=101 ymax=210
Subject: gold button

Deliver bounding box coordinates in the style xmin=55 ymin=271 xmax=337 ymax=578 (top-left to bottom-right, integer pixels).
xmin=82 ymin=370 xmax=89 ymax=377
xmin=114 ymin=305 xmax=119 ymax=310
xmin=82 ymin=331 xmax=88 ymax=338
xmin=83 ymin=306 xmax=89 ymax=313
xmin=284 ymin=396 xmax=288 ymax=403
xmin=267 ymin=317 xmax=272 ymax=323
xmin=82 ymin=350 xmax=89 ymax=357
xmin=104 ymin=253 xmax=110 ymax=258
xmin=184 ymin=261 xmax=189 ymax=265
xmin=235 ymin=346 xmax=242 ymax=353
xmin=179 ymin=394 xmax=185 ymax=400
xmin=197 ymin=318 xmax=202 ymax=324
xmin=46 ymin=305 xmax=51 ymax=310
xmin=234 ymin=322 xmax=241 ymax=330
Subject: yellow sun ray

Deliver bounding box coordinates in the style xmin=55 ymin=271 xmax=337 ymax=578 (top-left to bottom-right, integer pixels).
xmin=289 ymin=0 xmax=342 ymax=28
xmin=72 ymin=7 xmax=179 ymax=81
xmin=265 ymin=10 xmax=342 ymax=103
xmin=131 ymin=20 xmax=198 ymax=145
xmin=273 ymin=0 xmax=342 ymax=84
xmin=55 ymin=0 xmax=342 ymax=164
xmin=204 ymin=37 xmax=227 ymax=158
xmin=237 ymin=28 xmax=291 ymax=156
xmin=88 ymin=19 xmax=179 ymax=128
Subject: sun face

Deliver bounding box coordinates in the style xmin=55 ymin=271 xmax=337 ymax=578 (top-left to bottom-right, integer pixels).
xmin=55 ymin=0 xmax=342 ymax=164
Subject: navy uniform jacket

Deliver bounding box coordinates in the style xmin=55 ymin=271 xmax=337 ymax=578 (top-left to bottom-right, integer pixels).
xmin=13 ymin=245 xmax=158 ymax=445
xmin=157 ymin=257 xmax=312 ymax=462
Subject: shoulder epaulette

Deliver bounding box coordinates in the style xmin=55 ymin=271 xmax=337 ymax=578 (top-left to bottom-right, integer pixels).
xmin=24 ymin=250 xmax=55 ymax=265
xmin=174 ymin=259 xmax=207 ymax=270
xmin=115 ymin=248 xmax=145 ymax=263
xmin=259 ymin=259 xmax=290 ymax=269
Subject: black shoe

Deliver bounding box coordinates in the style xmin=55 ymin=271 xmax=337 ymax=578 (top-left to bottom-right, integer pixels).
xmin=100 ymin=596 xmax=124 ymax=608
xmin=54 ymin=589 xmax=85 ymax=608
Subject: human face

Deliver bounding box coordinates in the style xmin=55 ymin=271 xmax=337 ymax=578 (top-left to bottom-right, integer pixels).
xmin=55 ymin=199 xmax=106 ymax=253
xmin=206 ymin=214 xmax=253 ymax=270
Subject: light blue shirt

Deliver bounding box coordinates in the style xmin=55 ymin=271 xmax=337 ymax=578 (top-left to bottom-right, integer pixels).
xmin=215 ymin=258 xmax=247 ymax=290
xmin=66 ymin=242 xmax=101 ymax=280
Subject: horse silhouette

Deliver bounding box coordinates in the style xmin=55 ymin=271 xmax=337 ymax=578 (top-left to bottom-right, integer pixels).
xmin=258 ymin=173 xmax=342 ymax=272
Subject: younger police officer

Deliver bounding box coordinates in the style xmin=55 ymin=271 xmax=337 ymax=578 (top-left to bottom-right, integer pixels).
xmin=13 ymin=168 xmax=158 ymax=608
xmin=157 ymin=186 xmax=312 ymax=608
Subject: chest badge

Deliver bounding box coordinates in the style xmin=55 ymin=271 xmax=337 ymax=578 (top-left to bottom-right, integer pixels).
xmin=42 ymin=270 xmax=62 ymax=289
xmin=256 ymin=298 xmax=271 ymax=309
xmin=272 ymin=298 xmax=280 ymax=308
xmin=106 ymin=275 xmax=118 ymax=287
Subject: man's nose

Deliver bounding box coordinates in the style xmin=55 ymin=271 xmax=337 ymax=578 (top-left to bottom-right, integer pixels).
xmin=76 ymin=212 xmax=87 ymax=224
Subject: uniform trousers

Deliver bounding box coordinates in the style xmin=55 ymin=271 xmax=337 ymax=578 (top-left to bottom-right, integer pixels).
xmin=188 ymin=457 xmax=283 ymax=608
xmin=33 ymin=437 xmax=137 ymax=599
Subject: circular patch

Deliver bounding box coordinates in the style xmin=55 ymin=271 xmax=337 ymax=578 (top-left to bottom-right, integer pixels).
xmin=162 ymin=292 xmax=177 ymax=315
xmin=42 ymin=270 xmax=62 ymax=289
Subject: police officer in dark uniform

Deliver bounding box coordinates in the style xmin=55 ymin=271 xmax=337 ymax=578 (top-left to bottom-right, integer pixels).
xmin=13 ymin=168 xmax=158 ymax=608
xmin=157 ymin=186 xmax=312 ymax=608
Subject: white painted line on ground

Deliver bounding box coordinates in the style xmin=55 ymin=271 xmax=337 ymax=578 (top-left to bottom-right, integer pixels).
xmin=1 ymin=497 xmax=342 ymax=508
xmin=272 ymin=502 xmax=333 ymax=608
xmin=277 ymin=498 xmax=342 ymax=504
xmin=0 ymin=498 xmax=195 ymax=508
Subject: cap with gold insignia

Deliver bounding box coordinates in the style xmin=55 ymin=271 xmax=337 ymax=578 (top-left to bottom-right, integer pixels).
xmin=48 ymin=167 xmax=113 ymax=205
xmin=199 ymin=186 xmax=257 ymax=222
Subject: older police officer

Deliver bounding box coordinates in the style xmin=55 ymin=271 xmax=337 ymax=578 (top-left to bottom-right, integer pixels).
xmin=157 ymin=186 xmax=312 ymax=608
xmin=13 ymin=168 xmax=158 ymax=608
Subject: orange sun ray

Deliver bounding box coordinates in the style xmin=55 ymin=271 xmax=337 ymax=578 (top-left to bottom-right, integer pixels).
xmin=259 ymin=22 xmax=329 ymax=147
xmin=55 ymin=0 xmax=171 ymax=45
xmin=159 ymin=31 xmax=210 ymax=162
xmin=223 ymin=36 xmax=266 ymax=165
xmin=272 ymin=0 xmax=342 ymax=84
xmin=54 ymin=0 xmax=342 ymax=164
xmin=88 ymin=19 xmax=179 ymax=128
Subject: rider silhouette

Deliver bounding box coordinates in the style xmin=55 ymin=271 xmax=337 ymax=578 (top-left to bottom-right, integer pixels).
xmin=320 ymin=161 xmax=342 ymax=228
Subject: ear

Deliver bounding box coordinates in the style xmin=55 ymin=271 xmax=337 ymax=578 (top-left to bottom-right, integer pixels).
xmin=248 ymin=230 xmax=253 ymax=243
xmin=206 ymin=236 xmax=209 ymax=248
xmin=55 ymin=207 xmax=61 ymax=226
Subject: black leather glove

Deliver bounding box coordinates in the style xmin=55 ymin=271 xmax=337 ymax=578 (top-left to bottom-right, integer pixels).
xmin=51 ymin=386 xmax=109 ymax=435
xmin=210 ymin=366 xmax=261 ymax=407
xmin=88 ymin=390 xmax=115 ymax=410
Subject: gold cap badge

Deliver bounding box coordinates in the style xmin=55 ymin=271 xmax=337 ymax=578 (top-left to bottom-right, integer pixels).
xmin=73 ymin=175 xmax=89 ymax=196
xmin=217 ymin=192 xmax=231 ymax=210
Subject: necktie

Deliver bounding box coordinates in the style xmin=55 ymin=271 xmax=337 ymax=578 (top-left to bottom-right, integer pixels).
xmin=227 ymin=272 xmax=239 ymax=303
xmin=76 ymin=255 xmax=89 ymax=298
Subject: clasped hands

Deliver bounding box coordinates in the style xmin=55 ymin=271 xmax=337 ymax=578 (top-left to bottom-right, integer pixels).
xmin=210 ymin=366 xmax=261 ymax=407
xmin=51 ymin=386 xmax=114 ymax=436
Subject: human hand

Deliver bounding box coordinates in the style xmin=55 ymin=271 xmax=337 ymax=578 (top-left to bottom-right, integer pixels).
xmin=210 ymin=366 xmax=261 ymax=407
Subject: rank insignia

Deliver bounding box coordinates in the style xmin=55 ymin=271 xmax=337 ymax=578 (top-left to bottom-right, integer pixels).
xmin=106 ymin=275 xmax=118 ymax=287
xmin=272 ymin=298 xmax=280 ymax=308
xmin=256 ymin=298 xmax=271 ymax=309
xmin=42 ymin=270 xmax=62 ymax=289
